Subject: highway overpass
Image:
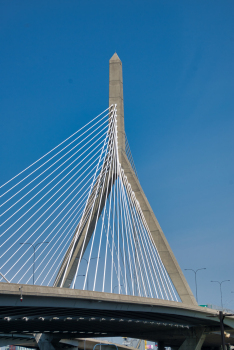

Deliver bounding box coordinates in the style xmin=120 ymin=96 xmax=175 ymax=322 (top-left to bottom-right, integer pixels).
xmin=0 ymin=283 xmax=234 ymax=349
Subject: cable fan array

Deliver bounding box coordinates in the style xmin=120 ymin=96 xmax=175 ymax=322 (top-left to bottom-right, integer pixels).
xmin=0 ymin=105 xmax=179 ymax=301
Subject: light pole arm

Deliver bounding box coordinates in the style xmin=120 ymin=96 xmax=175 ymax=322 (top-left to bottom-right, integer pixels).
xmin=20 ymin=241 xmax=49 ymax=285
xmin=185 ymin=268 xmax=206 ymax=304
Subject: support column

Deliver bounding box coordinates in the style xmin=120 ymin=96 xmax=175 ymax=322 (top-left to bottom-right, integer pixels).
xmin=34 ymin=333 xmax=56 ymax=350
xmin=178 ymin=327 xmax=206 ymax=350
xmin=158 ymin=341 xmax=165 ymax=350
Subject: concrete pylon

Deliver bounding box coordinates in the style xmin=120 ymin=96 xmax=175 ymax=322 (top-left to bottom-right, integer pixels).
xmin=178 ymin=327 xmax=206 ymax=350
xmin=34 ymin=333 xmax=56 ymax=350
xmin=109 ymin=53 xmax=125 ymax=163
xmin=54 ymin=54 xmax=197 ymax=305
xmin=157 ymin=341 xmax=165 ymax=350
xmin=110 ymin=53 xmax=197 ymax=306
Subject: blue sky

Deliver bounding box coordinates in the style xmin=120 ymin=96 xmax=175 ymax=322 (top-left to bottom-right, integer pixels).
xmin=0 ymin=1 xmax=234 ymax=309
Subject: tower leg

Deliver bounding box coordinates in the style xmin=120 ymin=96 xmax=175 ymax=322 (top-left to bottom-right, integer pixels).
xmin=34 ymin=333 xmax=56 ymax=350
xmin=158 ymin=341 xmax=165 ymax=350
xmin=178 ymin=327 xmax=206 ymax=350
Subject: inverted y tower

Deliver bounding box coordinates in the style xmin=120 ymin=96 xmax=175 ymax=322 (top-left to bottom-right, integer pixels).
xmin=109 ymin=53 xmax=196 ymax=305
xmin=54 ymin=53 xmax=197 ymax=306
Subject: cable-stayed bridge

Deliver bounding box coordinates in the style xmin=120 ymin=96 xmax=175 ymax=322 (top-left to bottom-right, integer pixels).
xmin=0 ymin=54 xmax=233 ymax=350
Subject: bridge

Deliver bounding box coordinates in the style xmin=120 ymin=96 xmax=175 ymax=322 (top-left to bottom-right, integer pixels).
xmin=0 ymin=53 xmax=233 ymax=350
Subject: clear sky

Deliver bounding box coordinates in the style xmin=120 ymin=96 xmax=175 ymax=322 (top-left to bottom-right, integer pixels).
xmin=0 ymin=1 xmax=233 ymax=309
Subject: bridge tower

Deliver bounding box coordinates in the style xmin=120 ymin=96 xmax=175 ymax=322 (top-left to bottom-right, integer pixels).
xmin=108 ymin=53 xmax=196 ymax=306
xmin=53 ymin=53 xmax=196 ymax=306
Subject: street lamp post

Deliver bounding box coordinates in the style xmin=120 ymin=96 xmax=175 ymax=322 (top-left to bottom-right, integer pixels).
xmin=219 ymin=311 xmax=234 ymax=350
xmin=20 ymin=242 xmax=49 ymax=285
xmin=211 ymin=280 xmax=230 ymax=309
xmin=75 ymin=275 xmax=85 ymax=289
xmin=184 ymin=268 xmax=206 ymax=303
xmin=82 ymin=257 xmax=100 ymax=290
xmin=114 ymin=285 xmax=123 ymax=294
xmin=206 ymin=310 xmax=234 ymax=349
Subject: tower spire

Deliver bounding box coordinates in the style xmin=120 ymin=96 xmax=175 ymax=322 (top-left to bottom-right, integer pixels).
xmin=109 ymin=53 xmax=125 ymax=162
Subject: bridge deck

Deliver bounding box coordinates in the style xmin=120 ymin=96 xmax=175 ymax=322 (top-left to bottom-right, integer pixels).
xmin=0 ymin=283 xmax=234 ymax=347
xmin=0 ymin=283 xmax=234 ymax=334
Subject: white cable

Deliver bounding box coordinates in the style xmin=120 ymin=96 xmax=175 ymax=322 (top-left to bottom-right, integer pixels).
xmin=138 ymin=211 xmax=167 ymax=298
xmin=1 ymin=155 xmax=106 ymax=272
xmin=36 ymin=189 xmax=90 ymax=285
xmin=116 ymin=175 xmax=127 ymax=294
xmin=71 ymin=122 xmax=115 ymax=289
xmin=6 ymin=169 xmax=98 ymax=282
xmin=124 ymin=183 xmax=153 ymax=298
xmin=110 ymin=178 xmax=129 ymax=295
xmin=110 ymin=106 xmax=119 ymax=293
xmin=85 ymin=155 xmax=111 ymax=291
xmin=1 ymin=118 xmax=109 ymax=210
xmin=128 ymin=198 xmax=149 ymax=297
xmin=41 ymin=195 xmax=89 ymax=286
xmin=74 ymin=116 xmax=116 ymax=290
xmin=133 ymin=200 xmax=160 ymax=298
xmin=120 ymin=177 xmax=141 ymax=296
xmin=135 ymin=201 xmax=170 ymax=300
xmin=49 ymin=250 xmax=70 ymax=286
xmin=102 ymin=217 xmax=124 ymax=294
xmin=6 ymin=171 xmax=96 ymax=280
xmin=0 ymin=106 xmax=112 ymax=191
xmin=21 ymin=185 xmax=91 ymax=284
xmin=0 ymin=110 xmax=113 ymax=286
xmin=138 ymin=215 xmax=166 ymax=298
xmin=118 ymin=171 xmax=135 ymax=295
xmin=99 ymin=156 xmax=136 ymax=296
xmin=1 ymin=134 xmax=105 ymax=235
xmin=3 ymin=154 xmax=104 ymax=279
xmin=92 ymin=127 xmax=116 ymax=291
xmin=91 ymin=108 xmax=120 ymax=292
xmin=1 ymin=104 xmax=179 ymax=299
xmin=116 ymin=167 xmax=127 ymax=295
xmin=1 ymin=135 xmax=106 ymax=240
xmin=102 ymin=135 xmax=116 ymax=292
xmin=110 ymin=134 xmax=117 ymax=293
xmin=127 ymin=189 xmax=153 ymax=298
xmin=130 ymin=191 xmax=153 ymax=298
xmin=159 ymin=256 xmax=178 ymax=301
xmin=1 ymin=125 xmax=108 ymax=221
xmin=0 ymin=146 xmax=104 ymax=248
xmin=119 ymin=176 xmax=136 ymax=296
xmin=72 ymin=146 xmax=111 ymax=290
xmin=145 ymin=230 xmax=174 ymax=300
xmin=123 ymin=187 xmax=143 ymax=296
xmin=102 ymin=205 xmax=127 ymax=294
xmin=138 ymin=209 xmax=171 ymax=299
xmin=129 ymin=193 xmax=156 ymax=298
xmin=116 ymin=176 xmax=121 ymax=293
xmin=119 ymin=178 xmax=141 ymax=296
xmin=61 ymin=116 xmax=115 ymax=288
xmin=23 ymin=192 xmax=90 ymax=285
